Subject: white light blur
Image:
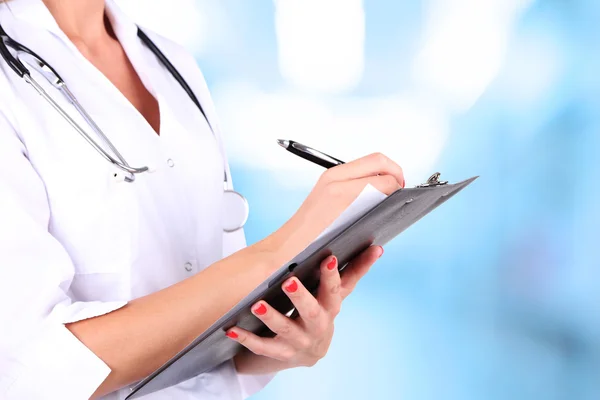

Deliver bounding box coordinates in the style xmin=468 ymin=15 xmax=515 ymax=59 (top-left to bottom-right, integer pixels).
xmin=273 ymin=0 xmax=365 ymax=94
xmin=498 ymin=30 xmax=564 ymax=112
xmin=211 ymin=82 xmax=448 ymax=188
xmin=116 ymin=0 xmax=220 ymax=53
xmin=412 ymin=0 xmax=534 ymax=112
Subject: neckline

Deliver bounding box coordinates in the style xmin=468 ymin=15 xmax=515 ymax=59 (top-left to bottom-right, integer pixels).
xmin=3 ymin=0 xmax=164 ymax=138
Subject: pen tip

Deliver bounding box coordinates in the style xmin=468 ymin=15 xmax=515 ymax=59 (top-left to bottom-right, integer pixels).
xmin=277 ymin=139 xmax=289 ymax=148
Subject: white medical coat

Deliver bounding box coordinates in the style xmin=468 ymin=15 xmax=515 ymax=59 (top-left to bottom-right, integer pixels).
xmin=0 ymin=0 xmax=273 ymax=398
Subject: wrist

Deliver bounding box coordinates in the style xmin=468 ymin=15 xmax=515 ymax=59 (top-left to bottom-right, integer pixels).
xmin=257 ymin=216 xmax=312 ymax=268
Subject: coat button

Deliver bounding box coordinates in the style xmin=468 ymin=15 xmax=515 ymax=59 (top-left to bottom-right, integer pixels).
xmin=184 ymin=262 xmax=193 ymax=272
xmin=167 ymin=159 xmax=175 ymax=167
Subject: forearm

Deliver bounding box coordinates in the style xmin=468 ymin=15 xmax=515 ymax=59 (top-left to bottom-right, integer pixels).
xmin=67 ymin=237 xmax=284 ymax=399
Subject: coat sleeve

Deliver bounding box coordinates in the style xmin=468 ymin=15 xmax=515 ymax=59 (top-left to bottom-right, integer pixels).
xmin=0 ymin=104 xmax=127 ymax=399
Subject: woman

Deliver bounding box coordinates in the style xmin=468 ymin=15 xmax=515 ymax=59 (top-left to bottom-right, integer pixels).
xmin=0 ymin=0 xmax=405 ymax=399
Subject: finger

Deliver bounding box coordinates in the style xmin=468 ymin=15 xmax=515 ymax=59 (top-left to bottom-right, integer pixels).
xmin=340 ymin=245 xmax=384 ymax=299
xmin=248 ymin=300 xmax=312 ymax=350
xmin=349 ymin=174 xmax=402 ymax=196
xmin=322 ymin=153 xmax=405 ymax=188
xmin=317 ymin=255 xmax=343 ymax=317
xmin=282 ymin=277 xmax=328 ymax=333
xmin=225 ymin=327 xmax=296 ymax=362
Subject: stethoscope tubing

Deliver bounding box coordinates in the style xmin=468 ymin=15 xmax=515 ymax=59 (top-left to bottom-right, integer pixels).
xmin=0 ymin=22 xmax=249 ymax=230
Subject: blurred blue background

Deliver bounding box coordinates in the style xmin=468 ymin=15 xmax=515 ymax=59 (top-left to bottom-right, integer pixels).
xmin=123 ymin=0 xmax=600 ymax=398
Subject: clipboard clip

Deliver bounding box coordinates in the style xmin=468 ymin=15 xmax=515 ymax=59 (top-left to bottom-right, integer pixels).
xmin=417 ymin=172 xmax=448 ymax=188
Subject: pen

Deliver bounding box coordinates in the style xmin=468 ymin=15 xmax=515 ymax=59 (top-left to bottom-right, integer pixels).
xmin=277 ymin=139 xmax=345 ymax=169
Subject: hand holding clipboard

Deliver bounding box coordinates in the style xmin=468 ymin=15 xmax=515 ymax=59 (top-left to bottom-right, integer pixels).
xmin=127 ymin=142 xmax=477 ymax=399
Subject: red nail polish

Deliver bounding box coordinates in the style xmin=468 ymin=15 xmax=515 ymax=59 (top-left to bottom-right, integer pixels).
xmin=327 ymin=257 xmax=337 ymax=270
xmin=284 ymin=279 xmax=298 ymax=293
xmin=226 ymin=331 xmax=238 ymax=339
xmin=253 ymin=303 xmax=267 ymax=315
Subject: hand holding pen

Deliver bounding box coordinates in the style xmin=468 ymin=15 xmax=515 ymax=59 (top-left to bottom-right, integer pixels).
xmin=277 ymin=139 xmax=406 ymax=188
xmin=227 ymin=144 xmax=405 ymax=367
xmin=274 ymin=139 xmax=405 ymax=243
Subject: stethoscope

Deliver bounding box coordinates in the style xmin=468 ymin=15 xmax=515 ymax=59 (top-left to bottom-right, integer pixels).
xmin=0 ymin=24 xmax=248 ymax=232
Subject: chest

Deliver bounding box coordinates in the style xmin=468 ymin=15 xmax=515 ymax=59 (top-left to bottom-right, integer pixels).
xmin=81 ymin=41 xmax=161 ymax=135
xmin=5 ymin=31 xmax=227 ymax=298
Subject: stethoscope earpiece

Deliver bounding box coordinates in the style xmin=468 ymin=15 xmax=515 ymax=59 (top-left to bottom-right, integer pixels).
xmin=112 ymin=171 xmax=125 ymax=183
xmin=112 ymin=170 xmax=135 ymax=183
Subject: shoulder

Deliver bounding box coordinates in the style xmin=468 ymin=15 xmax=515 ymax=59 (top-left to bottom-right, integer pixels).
xmin=0 ymin=58 xmax=23 ymax=144
xmin=137 ymin=28 xmax=208 ymax=86
xmin=0 ymin=53 xmax=29 ymax=150
xmin=0 ymin=73 xmax=27 ymax=161
xmin=0 ymin=10 xmax=29 ymax=137
xmin=137 ymin=26 xmax=223 ymax=130
xmin=138 ymin=29 xmax=188 ymax=58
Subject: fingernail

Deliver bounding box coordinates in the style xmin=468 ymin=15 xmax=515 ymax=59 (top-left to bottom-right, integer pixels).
xmin=378 ymin=246 xmax=384 ymax=258
xmin=402 ymin=179 xmax=406 ymax=188
xmin=226 ymin=330 xmax=238 ymax=339
xmin=327 ymin=256 xmax=337 ymax=270
xmin=284 ymin=279 xmax=298 ymax=293
xmin=253 ymin=303 xmax=267 ymax=316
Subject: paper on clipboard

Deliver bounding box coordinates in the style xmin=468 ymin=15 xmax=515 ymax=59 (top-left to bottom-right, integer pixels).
xmin=313 ymin=184 xmax=388 ymax=246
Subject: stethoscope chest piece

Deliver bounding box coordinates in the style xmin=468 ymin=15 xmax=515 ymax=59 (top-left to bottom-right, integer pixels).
xmin=222 ymin=190 xmax=249 ymax=233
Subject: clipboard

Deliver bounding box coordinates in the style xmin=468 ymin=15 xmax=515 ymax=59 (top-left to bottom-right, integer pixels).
xmin=127 ymin=173 xmax=477 ymax=399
